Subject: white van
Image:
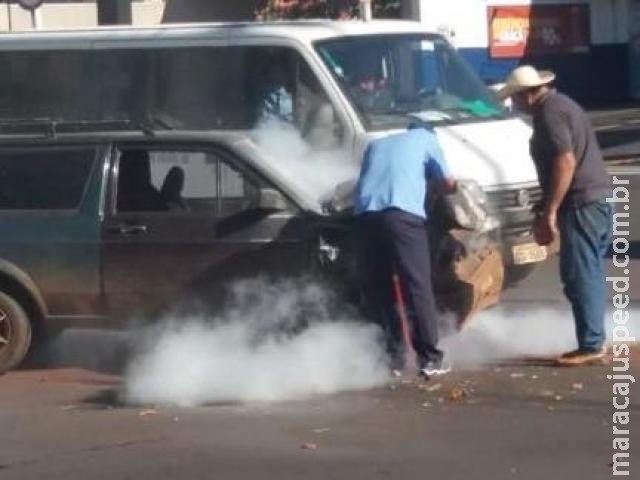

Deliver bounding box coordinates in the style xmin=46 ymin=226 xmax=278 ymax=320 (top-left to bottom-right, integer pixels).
xmin=0 ymin=20 xmax=546 ymax=285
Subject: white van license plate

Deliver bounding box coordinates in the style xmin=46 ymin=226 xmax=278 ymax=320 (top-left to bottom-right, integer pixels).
xmin=512 ymin=243 xmax=548 ymax=265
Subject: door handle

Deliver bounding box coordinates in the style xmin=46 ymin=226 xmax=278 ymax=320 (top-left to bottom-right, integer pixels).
xmin=109 ymin=224 xmax=148 ymax=235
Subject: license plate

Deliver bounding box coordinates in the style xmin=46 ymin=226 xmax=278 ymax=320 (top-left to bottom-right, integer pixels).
xmin=512 ymin=243 xmax=548 ymax=265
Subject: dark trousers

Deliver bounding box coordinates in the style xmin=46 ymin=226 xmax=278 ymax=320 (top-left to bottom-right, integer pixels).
xmin=559 ymin=200 xmax=613 ymax=350
xmin=355 ymin=208 xmax=443 ymax=367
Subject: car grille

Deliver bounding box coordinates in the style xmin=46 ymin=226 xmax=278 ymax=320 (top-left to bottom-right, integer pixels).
xmin=486 ymin=186 xmax=543 ymax=211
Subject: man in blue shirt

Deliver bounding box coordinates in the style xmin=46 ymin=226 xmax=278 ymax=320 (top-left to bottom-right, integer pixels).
xmin=354 ymin=123 xmax=456 ymax=378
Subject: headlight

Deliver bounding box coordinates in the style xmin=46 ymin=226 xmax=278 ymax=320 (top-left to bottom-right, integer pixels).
xmin=458 ymin=179 xmax=487 ymax=205
xmin=440 ymin=179 xmax=497 ymax=232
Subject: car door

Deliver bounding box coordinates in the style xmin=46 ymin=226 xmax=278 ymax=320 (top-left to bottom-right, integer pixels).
xmin=0 ymin=144 xmax=105 ymax=317
xmin=101 ymin=144 xmax=313 ymax=317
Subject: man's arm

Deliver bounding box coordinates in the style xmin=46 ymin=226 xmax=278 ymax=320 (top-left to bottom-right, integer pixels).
xmin=545 ymin=151 xmax=577 ymax=214
xmin=534 ymin=151 xmax=576 ymax=245
xmin=533 ymin=106 xmax=576 ymax=245
xmin=426 ymin=137 xmax=457 ymax=194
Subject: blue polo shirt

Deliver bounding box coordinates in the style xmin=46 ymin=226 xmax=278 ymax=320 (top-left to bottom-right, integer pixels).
xmin=354 ymin=128 xmax=450 ymax=219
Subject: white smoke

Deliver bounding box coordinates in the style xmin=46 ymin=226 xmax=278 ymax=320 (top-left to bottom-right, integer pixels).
xmin=123 ymin=278 xmax=389 ymax=406
xmin=251 ymin=118 xmax=359 ymax=210
xmin=442 ymin=303 xmax=640 ymax=367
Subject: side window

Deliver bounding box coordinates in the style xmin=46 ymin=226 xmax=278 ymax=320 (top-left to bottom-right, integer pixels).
xmin=116 ymin=149 xmax=218 ymax=213
xmin=0 ymin=147 xmax=96 ymax=210
xmin=151 ymin=151 xmax=217 ymax=213
xmin=246 ymin=46 xmax=343 ymax=148
xmin=115 ymin=148 xmax=281 ymax=217
xmin=297 ymin=58 xmax=344 ymax=149
xmin=153 ymin=47 xmax=251 ymax=129
xmin=218 ymin=159 xmax=261 ymax=218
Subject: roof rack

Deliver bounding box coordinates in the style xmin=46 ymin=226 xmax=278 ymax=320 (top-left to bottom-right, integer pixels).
xmin=0 ymin=118 xmax=166 ymax=138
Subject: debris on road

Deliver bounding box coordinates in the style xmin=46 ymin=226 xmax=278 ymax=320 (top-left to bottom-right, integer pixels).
xmin=138 ymin=409 xmax=157 ymax=417
xmin=571 ymin=382 xmax=584 ymax=390
xmin=448 ymin=386 xmax=468 ymax=402
xmin=312 ymin=428 xmax=330 ymax=434
xmin=509 ymin=372 xmax=525 ymax=378
xmin=425 ymin=383 xmax=442 ymax=392
xmin=301 ymin=443 xmax=318 ymax=451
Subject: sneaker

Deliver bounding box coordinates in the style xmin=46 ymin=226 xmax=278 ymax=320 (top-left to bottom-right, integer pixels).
xmin=556 ymin=346 xmax=607 ymax=366
xmin=420 ymin=358 xmax=452 ymax=378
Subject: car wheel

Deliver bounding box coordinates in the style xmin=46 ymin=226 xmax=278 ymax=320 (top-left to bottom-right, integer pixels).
xmin=0 ymin=291 xmax=32 ymax=374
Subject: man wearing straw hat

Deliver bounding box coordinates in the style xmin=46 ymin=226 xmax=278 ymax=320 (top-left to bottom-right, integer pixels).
xmin=497 ymin=65 xmax=613 ymax=365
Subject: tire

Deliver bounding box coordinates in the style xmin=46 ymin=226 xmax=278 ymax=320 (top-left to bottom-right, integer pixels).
xmin=0 ymin=291 xmax=32 ymax=374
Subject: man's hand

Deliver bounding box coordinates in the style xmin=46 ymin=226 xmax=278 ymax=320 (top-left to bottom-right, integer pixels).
xmin=533 ymin=209 xmax=558 ymax=246
xmin=428 ymin=178 xmax=457 ymax=197
xmin=443 ymin=178 xmax=457 ymax=194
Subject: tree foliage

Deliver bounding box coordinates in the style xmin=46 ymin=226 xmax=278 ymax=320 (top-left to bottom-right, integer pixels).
xmin=255 ymin=0 xmax=402 ymax=20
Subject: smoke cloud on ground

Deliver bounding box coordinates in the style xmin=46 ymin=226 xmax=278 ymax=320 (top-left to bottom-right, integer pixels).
xmin=122 ymin=278 xmax=389 ymax=407
xmin=442 ymin=303 xmax=640 ymax=367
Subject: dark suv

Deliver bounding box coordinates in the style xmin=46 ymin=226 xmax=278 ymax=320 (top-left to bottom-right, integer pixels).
xmin=0 ymin=130 xmax=367 ymax=373
xmin=0 ymin=127 xmax=510 ymax=373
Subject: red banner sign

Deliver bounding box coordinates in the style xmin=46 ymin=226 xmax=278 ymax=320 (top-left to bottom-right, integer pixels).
xmin=488 ymin=4 xmax=590 ymax=58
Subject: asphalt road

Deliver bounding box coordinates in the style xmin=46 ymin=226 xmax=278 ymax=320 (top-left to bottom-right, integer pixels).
xmin=0 ymin=168 xmax=638 ymax=480
xmin=591 ymin=106 xmax=640 ymax=160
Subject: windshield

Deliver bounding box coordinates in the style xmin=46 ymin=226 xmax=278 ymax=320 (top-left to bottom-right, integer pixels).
xmin=316 ymin=34 xmax=506 ymax=130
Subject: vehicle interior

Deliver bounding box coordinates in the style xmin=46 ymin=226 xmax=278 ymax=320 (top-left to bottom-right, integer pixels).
xmin=116 ymin=147 xmax=265 ymax=217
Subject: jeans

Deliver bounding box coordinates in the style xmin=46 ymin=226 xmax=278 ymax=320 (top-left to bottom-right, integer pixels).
xmin=559 ymin=199 xmax=613 ymax=350
xmin=355 ymin=209 xmax=442 ymax=367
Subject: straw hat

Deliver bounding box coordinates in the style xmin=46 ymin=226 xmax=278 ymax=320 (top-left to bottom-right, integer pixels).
xmin=496 ymin=65 xmax=555 ymax=100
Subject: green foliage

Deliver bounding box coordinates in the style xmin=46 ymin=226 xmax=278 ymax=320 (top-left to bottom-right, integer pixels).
xmin=256 ymin=0 xmax=402 ymax=20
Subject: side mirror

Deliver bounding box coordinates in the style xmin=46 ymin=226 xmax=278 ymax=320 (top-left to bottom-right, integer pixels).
xmin=258 ymin=188 xmax=288 ymax=211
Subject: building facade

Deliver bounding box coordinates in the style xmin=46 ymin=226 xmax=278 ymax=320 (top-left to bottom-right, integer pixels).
xmin=406 ymin=0 xmax=636 ymax=103
xmin=0 ymin=0 xmax=165 ymax=30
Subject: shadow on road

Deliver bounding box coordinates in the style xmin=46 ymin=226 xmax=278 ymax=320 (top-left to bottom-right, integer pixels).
xmin=82 ymin=388 xmax=124 ymax=408
xmin=22 ymin=329 xmax=132 ymax=376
